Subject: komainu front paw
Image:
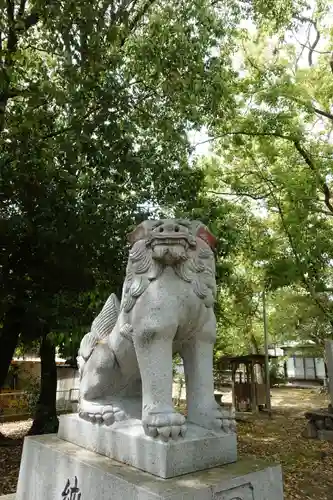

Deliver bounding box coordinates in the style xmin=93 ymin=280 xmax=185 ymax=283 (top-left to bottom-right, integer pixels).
xmin=142 ymin=404 xmax=187 ymax=441
xmin=188 ymin=404 xmax=236 ymax=434
xmin=79 ymin=400 xmax=128 ymax=426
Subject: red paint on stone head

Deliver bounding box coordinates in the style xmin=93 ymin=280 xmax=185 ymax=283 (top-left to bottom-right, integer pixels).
xmin=196 ymin=225 xmax=217 ymax=250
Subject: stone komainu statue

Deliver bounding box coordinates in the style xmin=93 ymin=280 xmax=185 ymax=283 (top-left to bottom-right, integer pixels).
xmin=77 ymin=219 xmax=236 ymax=441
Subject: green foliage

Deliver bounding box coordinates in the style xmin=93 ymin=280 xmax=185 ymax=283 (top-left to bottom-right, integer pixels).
xmin=2 ymin=0 xmax=331 ymax=373
xmin=269 ymin=359 xmax=287 ymax=387
xmin=201 ymin=1 xmax=333 ymax=354
xmin=0 ymin=0 xmax=242 ymax=355
xmin=24 ymin=377 xmax=41 ymax=415
xmin=268 ymin=287 xmax=332 ymax=346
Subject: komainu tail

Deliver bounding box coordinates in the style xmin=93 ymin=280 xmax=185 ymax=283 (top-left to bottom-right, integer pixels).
xmin=78 ymin=293 xmax=120 ymax=363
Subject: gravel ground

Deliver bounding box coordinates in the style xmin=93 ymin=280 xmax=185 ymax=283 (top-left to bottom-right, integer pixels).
xmin=0 ymin=420 xmax=32 ymax=495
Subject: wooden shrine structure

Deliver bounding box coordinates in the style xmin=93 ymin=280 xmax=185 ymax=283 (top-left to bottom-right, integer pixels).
xmin=216 ymin=354 xmax=276 ymax=413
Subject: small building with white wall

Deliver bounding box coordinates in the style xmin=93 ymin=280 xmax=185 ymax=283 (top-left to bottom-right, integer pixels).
xmin=268 ymin=341 xmax=326 ymax=385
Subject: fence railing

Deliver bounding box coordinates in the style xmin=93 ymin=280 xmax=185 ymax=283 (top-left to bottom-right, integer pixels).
xmin=56 ymin=388 xmax=79 ymax=412
xmin=0 ymin=391 xmax=28 ymax=418
xmin=0 ymin=388 xmax=79 ymax=420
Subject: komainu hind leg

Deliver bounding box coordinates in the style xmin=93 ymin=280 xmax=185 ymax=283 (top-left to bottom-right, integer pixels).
xmin=79 ymin=400 xmax=127 ymax=425
xmin=78 ymin=342 xmax=128 ymax=425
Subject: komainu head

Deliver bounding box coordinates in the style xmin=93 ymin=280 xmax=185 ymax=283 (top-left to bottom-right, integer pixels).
xmin=121 ymin=219 xmax=217 ymax=311
xmin=128 ymin=219 xmax=216 ymax=265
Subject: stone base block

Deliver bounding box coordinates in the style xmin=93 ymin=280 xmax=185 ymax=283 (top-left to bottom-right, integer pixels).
xmin=58 ymin=413 xmax=237 ymax=478
xmin=16 ymin=435 xmax=284 ymax=500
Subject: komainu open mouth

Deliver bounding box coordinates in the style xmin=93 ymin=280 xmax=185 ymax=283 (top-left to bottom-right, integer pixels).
xmin=151 ymin=237 xmax=189 ymax=249
xmin=148 ymin=232 xmax=196 ymax=249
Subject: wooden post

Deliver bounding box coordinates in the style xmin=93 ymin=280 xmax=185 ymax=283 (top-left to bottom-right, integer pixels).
xmin=231 ymin=364 xmax=237 ymax=411
xmin=325 ymin=340 xmax=333 ymax=405
xmin=245 ymin=362 xmax=250 ymax=383
xmin=250 ymin=361 xmax=258 ymax=413
xmin=245 ymin=362 xmax=251 ymax=410
xmin=263 ymin=289 xmax=272 ymax=415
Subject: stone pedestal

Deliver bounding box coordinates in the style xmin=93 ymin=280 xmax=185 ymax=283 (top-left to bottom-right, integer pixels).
xmin=16 ymin=434 xmax=284 ymax=500
xmin=58 ymin=414 xmax=237 ymax=478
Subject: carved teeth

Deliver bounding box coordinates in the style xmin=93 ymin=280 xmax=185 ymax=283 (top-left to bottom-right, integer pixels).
xmin=151 ymin=238 xmax=188 ymax=248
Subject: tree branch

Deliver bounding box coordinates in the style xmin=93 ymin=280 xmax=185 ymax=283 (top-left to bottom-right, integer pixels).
xmin=308 ymin=19 xmax=320 ymax=67
xmin=295 ymin=15 xmax=321 ymax=67
xmin=39 ymin=101 xmax=104 ymax=141
xmin=194 ymin=130 xmax=295 ymax=148
xmin=0 ymin=0 xmax=16 ymax=132
xmin=6 ymin=0 xmax=17 ymax=57
xmin=0 ymin=1 xmax=41 ymax=133
xmin=296 ymin=41 xmax=331 ymax=56
xmin=6 ymin=0 xmax=15 ymax=24
xmin=119 ymin=0 xmax=157 ymax=47
xmin=258 ymin=73 xmax=333 ymax=123
xmin=198 ymin=130 xmax=333 ymax=216
xmin=22 ymin=44 xmax=63 ymax=57
xmin=208 ymin=190 xmax=268 ymax=201
xmin=312 ymin=106 xmax=333 ymax=122
xmin=128 ymin=0 xmax=156 ymax=31
xmin=293 ymin=140 xmax=333 ymax=214
xmin=17 ymin=0 xmax=27 ymax=19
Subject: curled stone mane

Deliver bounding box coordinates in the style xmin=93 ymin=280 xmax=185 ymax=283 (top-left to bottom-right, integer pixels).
xmin=121 ymin=240 xmax=163 ymax=314
xmin=174 ymin=245 xmax=216 ymax=308
xmin=121 ymin=237 xmax=216 ymax=314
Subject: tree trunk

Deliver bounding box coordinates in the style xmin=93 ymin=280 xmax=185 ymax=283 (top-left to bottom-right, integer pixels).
xmin=250 ymin=334 xmax=260 ymax=354
xmin=0 ymin=308 xmax=22 ymax=443
xmin=28 ymin=333 xmax=59 ymax=435
xmin=0 ymin=316 xmax=21 ymax=390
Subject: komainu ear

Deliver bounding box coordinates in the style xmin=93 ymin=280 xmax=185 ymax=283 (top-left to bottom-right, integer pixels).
xmin=196 ymin=224 xmax=217 ymax=250
xmin=127 ymin=223 xmax=146 ymax=245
